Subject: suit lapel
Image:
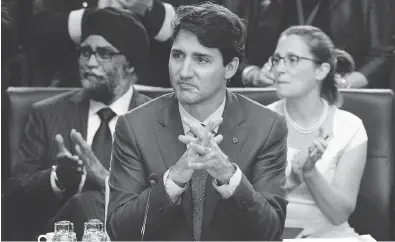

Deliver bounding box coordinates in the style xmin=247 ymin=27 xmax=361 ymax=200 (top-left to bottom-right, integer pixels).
xmin=202 ymin=90 xmax=250 ymax=235
xmin=128 ymin=87 xmax=146 ymax=111
xmin=154 ymin=94 xmax=193 ymax=227
xmin=66 ymin=89 xmax=89 ymax=150
xmin=154 ymin=94 xmax=186 ymax=169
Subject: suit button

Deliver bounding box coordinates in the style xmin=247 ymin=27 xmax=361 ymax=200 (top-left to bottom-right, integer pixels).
xmin=82 ymin=1 xmax=88 ymax=7
xmin=156 ymin=207 xmax=163 ymax=213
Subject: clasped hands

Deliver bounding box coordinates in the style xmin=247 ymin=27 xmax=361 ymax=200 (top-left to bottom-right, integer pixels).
xmin=54 ymin=129 xmax=107 ymax=191
xmin=169 ymin=118 xmax=235 ymax=186
xmin=291 ymin=128 xmax=332 ymax=181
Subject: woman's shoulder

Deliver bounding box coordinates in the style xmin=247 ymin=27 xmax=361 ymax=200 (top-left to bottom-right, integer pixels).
xmin=333 ymin=107 xmax=364 ymax=128
xmin=332 ymin=107 xmax=368 ymax=143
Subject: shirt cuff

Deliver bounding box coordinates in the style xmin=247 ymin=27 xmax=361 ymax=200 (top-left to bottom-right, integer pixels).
xmin=68 ymin=8 xmax=85 ymax=44
xmin=212 ymin=164 xmax=242 ymax=199
xmin=163 ymin=168 xmax=188 ymax=204
xmin=153 ymin=2 xmax=175 ymax=41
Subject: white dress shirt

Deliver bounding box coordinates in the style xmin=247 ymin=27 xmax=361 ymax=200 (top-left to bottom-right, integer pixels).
xmin=51 ymin=85 xmax=134 ymax=196
xmin=163 ymin=97 xmax=242 ymax=203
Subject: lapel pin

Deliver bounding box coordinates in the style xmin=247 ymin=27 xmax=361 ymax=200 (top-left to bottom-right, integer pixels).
xmin=232 ymin=138 xmax=238 ymax=144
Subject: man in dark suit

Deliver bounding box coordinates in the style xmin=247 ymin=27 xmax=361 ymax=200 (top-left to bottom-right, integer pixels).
xmin=4 ymin=8 xmax=151 ymax=240
xmin=106 ymin=3 xmax=288 ymax=241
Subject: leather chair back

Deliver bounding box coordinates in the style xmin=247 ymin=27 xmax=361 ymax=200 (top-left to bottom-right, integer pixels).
xmin=7 ymin=87 xmax=77 ymax=172
xmin=7 ymin=86 xmax=394 ymax=240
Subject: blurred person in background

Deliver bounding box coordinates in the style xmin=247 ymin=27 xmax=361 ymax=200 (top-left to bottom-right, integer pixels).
xmin=268 ymin=25 xmax=368 ymax=238
xmin=235 ymin=0 xmax=394 ymax=89
xmin=29 ymin=0 xmax=175 ymax=87
xmin=3 ymin=8 xmax=152 ymax=240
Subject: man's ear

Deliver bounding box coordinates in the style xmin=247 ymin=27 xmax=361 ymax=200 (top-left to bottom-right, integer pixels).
xmin=224 ymin=57 xmax=239 ymax=80
xmin=126 ymin=65 xmax=135 ymax=75
xmin=316 ymin=62 xmax=330 ymax=82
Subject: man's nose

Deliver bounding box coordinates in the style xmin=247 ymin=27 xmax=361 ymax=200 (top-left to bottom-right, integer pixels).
xmin=87 ymin=54 xmax=100 ymax=67
xmin=179 ymin=58 xmax=193 ymax=78
xmin=272 ymin=59 xmax=287 ymax=74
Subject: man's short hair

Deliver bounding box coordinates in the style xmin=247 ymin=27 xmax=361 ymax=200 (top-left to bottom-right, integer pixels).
xmin=171 ymin=2 xmax=246 ymax=65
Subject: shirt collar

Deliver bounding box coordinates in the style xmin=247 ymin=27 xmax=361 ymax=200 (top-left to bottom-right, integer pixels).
xmin=89 ymin=84 xmax=134 ymax=117
xmin=178 ymin=97 xmax=226 ymax=135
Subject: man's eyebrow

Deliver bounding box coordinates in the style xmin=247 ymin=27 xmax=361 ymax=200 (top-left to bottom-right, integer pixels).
xmin=192 ymin=52 xmax=212 ymax=59
xmin=96 ymin=46 xmax=117 ymax=52
xmin=273 ymin=51 xmax=302 ymax=57
xmin=171 ymin=48 xmax=184 ymax=53
xmin=285 ymin=51 xmax=303 ymax=56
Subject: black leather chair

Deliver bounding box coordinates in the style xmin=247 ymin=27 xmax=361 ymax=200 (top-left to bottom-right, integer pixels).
xmin=6 ymin=86 xmax=394 ymax=240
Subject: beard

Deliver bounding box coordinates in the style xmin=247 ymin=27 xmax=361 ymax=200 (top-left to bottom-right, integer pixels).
xmin=80 ymin=63 xmax=130 ymax=104
xmin=84 ymin=81 xmax=114 ymax=104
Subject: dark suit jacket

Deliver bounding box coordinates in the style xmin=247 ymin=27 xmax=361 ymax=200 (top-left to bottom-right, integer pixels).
xmin=107 ymin=90 xmax=288 ymax=241
xmin=5 ymin=88 xmax=151 ymax=240
xmin=232 ymin=0 xmax=394 ymax=88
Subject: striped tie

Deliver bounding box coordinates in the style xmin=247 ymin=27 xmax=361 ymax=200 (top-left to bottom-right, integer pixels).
xmin=189 ymin=123 xmax=216 ymax=240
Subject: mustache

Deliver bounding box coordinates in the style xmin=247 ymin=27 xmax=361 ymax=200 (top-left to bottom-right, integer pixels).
xmin=82 ymin=71 xmax=103 ymax=79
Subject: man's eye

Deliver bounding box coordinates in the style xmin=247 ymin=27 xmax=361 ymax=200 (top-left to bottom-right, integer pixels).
xmin=272 ymin=57 xmax=280 ymax=64
xmin=172 ymin=52 xmax=183 ymax=59
xmin=80 ymin=48 xmax=92 ymax=56
xmin=81 ymin=51 xmax=91 ymax=57
xmin=288 ymin=55 xmax=299 ymax=64
xmin=98 ymin=50 xmax=112 ymax=59
xmin=196 ymin=57 xmax=209 ymax=64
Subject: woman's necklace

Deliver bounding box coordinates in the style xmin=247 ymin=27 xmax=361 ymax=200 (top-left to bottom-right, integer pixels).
xmin=284 ymin=98 xmax=328 ymax=134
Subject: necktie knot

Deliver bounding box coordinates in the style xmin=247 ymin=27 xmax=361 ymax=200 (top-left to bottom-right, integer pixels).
xmin=97 ymin=108 xmax=116 ymax=123
xmin=200 ymin=123 xmax=216 ymax=135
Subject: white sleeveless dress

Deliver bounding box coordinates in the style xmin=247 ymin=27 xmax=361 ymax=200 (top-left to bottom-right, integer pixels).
xmin=268 ymin=100 xmax=368 ymax=238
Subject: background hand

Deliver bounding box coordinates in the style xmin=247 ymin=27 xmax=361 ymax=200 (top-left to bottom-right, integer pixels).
xmin=55 ymin=134 xmax=83 ymax=191
xmin=242 ymin=62 xmax=275 ymax=87
xmin=97 ymin=0 xmax=123 ymax=8
xmin=70 ymin=129 xmax=108 ymax=187
xmin=113 ymin=0 xmax=154 ymax=15
xmin=256 ymin=62 xmax=275 ymax=86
